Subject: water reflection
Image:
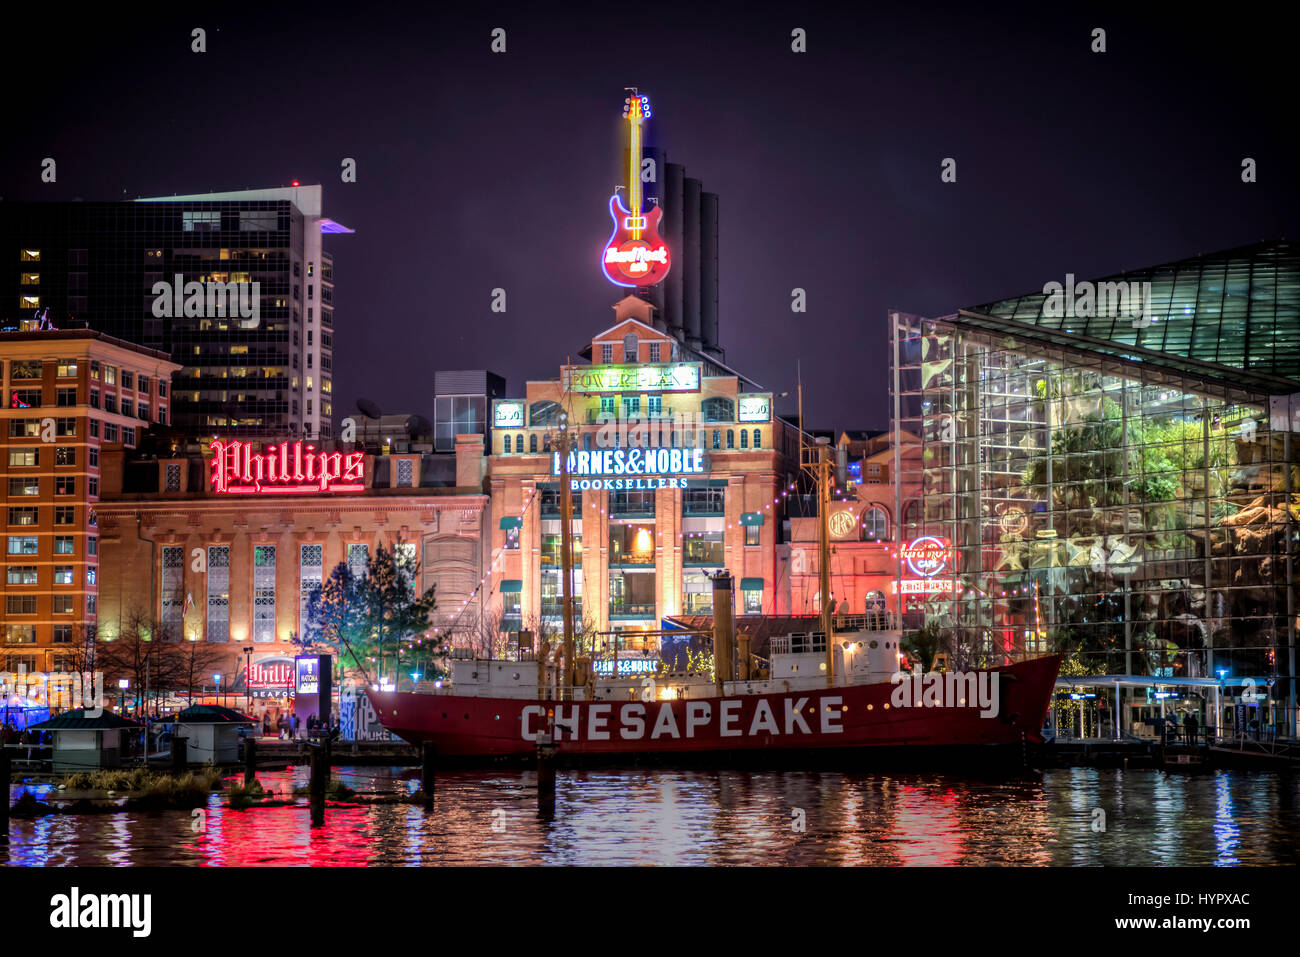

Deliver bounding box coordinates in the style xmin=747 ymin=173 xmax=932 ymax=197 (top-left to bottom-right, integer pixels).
xmin=5 ymin=768 xmax=1298 ymax=867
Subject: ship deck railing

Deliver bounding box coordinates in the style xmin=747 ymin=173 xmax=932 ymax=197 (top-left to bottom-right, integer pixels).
xmin=834 ymin=612 xmax=901 ymax=632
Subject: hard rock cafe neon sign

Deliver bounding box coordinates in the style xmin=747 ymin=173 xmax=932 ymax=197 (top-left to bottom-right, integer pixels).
xmin=902 ymin=536 xmax=950 ymax=578
xmin=209 ymin=439 xmax=365 ymax=495
xmin=600 ymin=92 xmax=671 ymax=288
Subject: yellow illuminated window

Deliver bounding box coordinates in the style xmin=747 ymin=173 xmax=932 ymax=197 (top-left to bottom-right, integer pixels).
xmin=20 ymin=295 xmax=39 ymax=308
xmin=20 ymin=273 xmax=39 ymax=285
xmin=21 ymin=250 xmax=40 ymax=261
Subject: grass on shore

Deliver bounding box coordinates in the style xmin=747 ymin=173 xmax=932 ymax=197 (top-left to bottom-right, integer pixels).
xmin=58 ymin=767 xmax=224 ymax=809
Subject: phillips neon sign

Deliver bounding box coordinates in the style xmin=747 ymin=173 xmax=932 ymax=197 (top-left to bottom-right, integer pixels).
xmin=209 ymin=439 xmax=365 ymax=495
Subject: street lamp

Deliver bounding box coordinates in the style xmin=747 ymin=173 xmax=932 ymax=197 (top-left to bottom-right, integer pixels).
xmin=118 ymin=678 xmax=129 ymax=714
xmin=213 ymin=672 xmax=222 ymax=709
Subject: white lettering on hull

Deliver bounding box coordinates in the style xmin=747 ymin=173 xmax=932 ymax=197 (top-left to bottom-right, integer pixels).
xmin=515 ymin=697 xmax=847 ymax=743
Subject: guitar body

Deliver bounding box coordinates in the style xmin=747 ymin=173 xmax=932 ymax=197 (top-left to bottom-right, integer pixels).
xmin=601 ymin=193 xmax=671 ymax=287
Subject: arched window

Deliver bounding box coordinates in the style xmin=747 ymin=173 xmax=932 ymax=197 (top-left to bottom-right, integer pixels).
xmin=740 ymin=429 xmax=749 ymax=449
xmin=503 ymin=434 xmax=512 ymax=454
xmin=623 ymin=333 xmax=638 ymax=362
xmin=529 ymin=434 xmax=538 ymax=453
xmin=515 ymin=433 xmax=523 ymax=453
xmin=543 ymin=434 xmax=551 ymax=452
xmin=726 ymin=429 xmax=735 ymax=449
xmin=671 ymin=431 xmax=678 ymax=447
xmin=903 ymin=499 xmax=920 ymax=530
xmin=861 ymin=505 xmax=888 ymax=541
xmin=752 ymin=428 xmax=761 ymax=449
xmin=702 ymin=397 xmax=734 ymax=423
xmin=712 ymin=430 xmax=721 ymax=450
xmin=865 ymin=590 xmax=886 ymax=611
xmin=583 ymin=432 xmax=592 ymax=450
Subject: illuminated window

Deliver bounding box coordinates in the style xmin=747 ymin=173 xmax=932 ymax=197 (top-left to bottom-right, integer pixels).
xmin=862 ymin=506 xmax=889 ymax=542
xmin=348 ymin=544 xmax=369 ymax=579
xmin=503 ymin=434 xmax=512 ymax=454
xmin=253 ymin=546 xmax=276 ymax=642
xmin=207 ymin=546 xmax=229 ymax=642
xmin=20 ymin=249 xmax=40 ymax=261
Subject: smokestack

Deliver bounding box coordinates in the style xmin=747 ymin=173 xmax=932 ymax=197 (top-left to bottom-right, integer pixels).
xmin=712 ymin=571 xmax=735 ymax=690
xmin=663 ymin=162 xmax=685 ymax=344
xmin=683 ymin=177 xmax=702 ymax=349
xmin=700 ymin=191 xmax=719 ymax=355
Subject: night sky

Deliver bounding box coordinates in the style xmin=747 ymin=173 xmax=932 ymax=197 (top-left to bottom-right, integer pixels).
xmin=4 ymin=2 xmax=1296 ymax=429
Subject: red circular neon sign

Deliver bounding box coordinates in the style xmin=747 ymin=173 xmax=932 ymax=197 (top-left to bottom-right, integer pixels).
xmin=902 ymin=536 xmax=949 ymax=578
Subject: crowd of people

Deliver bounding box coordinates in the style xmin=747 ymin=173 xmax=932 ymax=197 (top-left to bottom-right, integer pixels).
xmin=258 ymin=712 xmax=339 ymax=741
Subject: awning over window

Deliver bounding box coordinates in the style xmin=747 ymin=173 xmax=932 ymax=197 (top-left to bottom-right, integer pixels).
xmin=740 ymin=577 xmax=764 ymax=592
xmin=500 ymin=579 xmax=523 ymax=593
xmin=740 ymin=513 xmax=765 ymax=526
xmin=499 ymin=517 xmax=522 ymax=530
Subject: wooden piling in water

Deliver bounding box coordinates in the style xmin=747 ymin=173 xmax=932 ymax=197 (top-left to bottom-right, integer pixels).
xmin=243 ymin=737 xmax=258 ymax=786
xmin=421 ymin=742 xmax=436 ymax=806
xmin=1 ymin=747 xmax=10 ymax=832
xmin=537 ymin=742 xmax=556 ymax=816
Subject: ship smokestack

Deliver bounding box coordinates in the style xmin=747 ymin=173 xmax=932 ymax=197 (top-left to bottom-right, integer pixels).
xmin=712 ymin=570 xmax=735 ymax=690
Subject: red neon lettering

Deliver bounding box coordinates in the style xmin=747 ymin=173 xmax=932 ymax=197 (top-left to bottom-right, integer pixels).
xmin=209 ymin=440 xmax=366 ymax=495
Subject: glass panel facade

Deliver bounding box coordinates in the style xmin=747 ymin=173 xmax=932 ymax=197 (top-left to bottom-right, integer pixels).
xmin=893 ymin=310 xmax=1298 ymax=686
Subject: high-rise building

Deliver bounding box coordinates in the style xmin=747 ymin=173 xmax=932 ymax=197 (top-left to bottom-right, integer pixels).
xmin=0 ymin=185 xmax=352 ymax=442
xmin=0 ymin=327 xmax=180 ymax=672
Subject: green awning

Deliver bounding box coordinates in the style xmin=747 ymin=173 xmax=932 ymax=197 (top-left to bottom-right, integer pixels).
xmin=499 ymin=516 xmax=522 ymax=530
xmin=500 ymin=579 xmax=523 ymax=593
xmin=740 ymin=512 xmax=765 ymax=526
xmin=740 ymin=578 xmax=764 ymax=592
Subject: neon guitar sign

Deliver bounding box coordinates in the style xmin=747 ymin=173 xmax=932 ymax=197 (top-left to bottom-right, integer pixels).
xmin=601 ymin=92 xmax=671 ymax=287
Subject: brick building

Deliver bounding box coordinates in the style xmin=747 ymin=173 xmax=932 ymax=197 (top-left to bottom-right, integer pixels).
xmin=94 ymin=434 xmax=490 ymax=718
xmin=1 ymin=328 xmax=179 ymax=673
xmin=484 ymin=296 xmax=797 ymax=648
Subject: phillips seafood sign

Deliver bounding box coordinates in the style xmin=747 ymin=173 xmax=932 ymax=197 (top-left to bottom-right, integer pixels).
xmin=209 ymin=439 xmax=365 ymax=495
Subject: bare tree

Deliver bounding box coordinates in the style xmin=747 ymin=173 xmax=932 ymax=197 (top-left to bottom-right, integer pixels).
xmin=172 ymin=638 xmax=228 ymax=705
xmin=97 ymin=606 xmax=173 ymax=714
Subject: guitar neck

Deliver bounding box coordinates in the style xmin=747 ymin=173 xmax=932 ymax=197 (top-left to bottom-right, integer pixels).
xmin=629 ymin=117 xmax=642 ymax=239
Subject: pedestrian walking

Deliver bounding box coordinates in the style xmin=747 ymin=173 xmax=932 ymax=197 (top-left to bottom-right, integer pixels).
xmin=1183 ymin=711 xmax=1199 ymax=745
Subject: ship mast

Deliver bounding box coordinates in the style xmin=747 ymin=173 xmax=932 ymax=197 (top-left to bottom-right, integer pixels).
xmin=558 ymin=412 xmax=576 ymax=700
xmin=817 ymin=439 xmax=834 ymax=687
xmin=797 ymin=364 xmax=835 ymax=688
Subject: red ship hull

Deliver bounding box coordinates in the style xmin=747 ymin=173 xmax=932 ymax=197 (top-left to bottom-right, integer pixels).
xmin=368 ymin=655 xmax=1060 ymax=766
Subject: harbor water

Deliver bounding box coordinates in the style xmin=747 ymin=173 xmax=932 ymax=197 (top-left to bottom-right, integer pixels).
xmin=6 ymin=766 xmax=1299 ymax=866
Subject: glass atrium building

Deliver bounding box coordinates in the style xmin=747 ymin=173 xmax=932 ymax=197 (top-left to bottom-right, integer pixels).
xmin=892 ymin=241 xmax=1299 ymax=733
